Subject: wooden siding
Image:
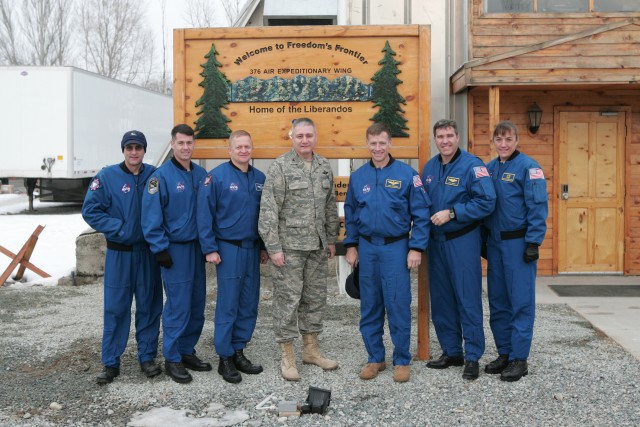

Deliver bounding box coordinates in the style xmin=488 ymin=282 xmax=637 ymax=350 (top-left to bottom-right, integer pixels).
xmin=468 ymin=88 xmax=640 ymax=275
xmin=452 ymin=1 xmax=640 ymax=91
xmin=470 ymin=0 xmax=640 ymax=59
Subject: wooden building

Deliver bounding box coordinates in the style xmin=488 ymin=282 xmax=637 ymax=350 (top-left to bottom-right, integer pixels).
xmin=451 ymin=1 xmax=640 ymax=275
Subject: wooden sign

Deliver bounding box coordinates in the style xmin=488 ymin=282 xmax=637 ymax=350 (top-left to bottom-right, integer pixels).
xmin=338 ymin=216 xmax=346 ymax=241
xmin=334 ymin=176 xmax=349 ymax=202
xmin=174 ymin=25 xmax=431 ymax=161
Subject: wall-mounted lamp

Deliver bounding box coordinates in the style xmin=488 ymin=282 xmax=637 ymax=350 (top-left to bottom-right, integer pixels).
xmin=527 ymin=102 xmax=542 ymax=134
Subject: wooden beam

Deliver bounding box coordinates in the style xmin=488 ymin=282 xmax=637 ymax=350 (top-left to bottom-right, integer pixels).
xmin=173 ymin=29 xmax=186 ymax=127
xmin=416 ymin=24 xmax=431 ymax=362
xmin=488 ymin=86 xmax=500 ymax=159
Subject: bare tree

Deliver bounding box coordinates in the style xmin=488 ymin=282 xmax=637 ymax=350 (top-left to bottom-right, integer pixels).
xmin=0 ymin=0 xmax=22 ymax=64
xmin=21 ymin=0 xmax=73 ymax=65
xmin=221 ymin=0 xmax=244 ymax=26
xmin=159 ymin=0 xmax=167 ymax=93
xmin=78 ymin=0 xmax=156 ymax=85
xmin=0 ymin=0 xmax=73 ymax=65
xmin=184 ymin=0 xmax=218 ymax=27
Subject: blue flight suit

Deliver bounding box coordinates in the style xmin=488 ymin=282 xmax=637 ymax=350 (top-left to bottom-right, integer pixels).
xmin=141 ymin=157 xmax=208 ymax=363
xmin=344 ymin=156 xmax=431 ymax=366
xmin=422 ymin=149 xmax=496 ymax=362
xmin=196 ymin=161 xmax=266 ymax=358
xmin=484 ymin=150 xmax=548 ymax=360
xmin=82 ymin=162 xmax=162 ymax=368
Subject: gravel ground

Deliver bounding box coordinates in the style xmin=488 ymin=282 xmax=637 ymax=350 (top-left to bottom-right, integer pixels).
xmin=1 ymin=275 xmax=639 ymax=426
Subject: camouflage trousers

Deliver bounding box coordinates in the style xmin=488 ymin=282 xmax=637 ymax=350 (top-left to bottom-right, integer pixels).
xmin=271 ymin=248 xmax=329 ymax=343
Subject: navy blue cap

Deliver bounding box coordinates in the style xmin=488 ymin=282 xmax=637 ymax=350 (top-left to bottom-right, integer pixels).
xmin=345 ymin=265 xmax=360 ymax=299
xmin=121 ymin=130 xmax=147 ymax=151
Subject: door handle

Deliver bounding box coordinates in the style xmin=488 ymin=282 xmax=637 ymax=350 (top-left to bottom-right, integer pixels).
xmin=561 ymin=184 xmax=569 ymax=200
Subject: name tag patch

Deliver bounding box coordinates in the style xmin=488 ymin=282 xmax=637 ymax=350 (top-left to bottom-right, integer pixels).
xmin=385 ymin=179 xmax=401 ymax=189
xmin=445 ymin=176 xmax=460 ymax=186
xmin=501 ymin=173 xmax=515 ymax=182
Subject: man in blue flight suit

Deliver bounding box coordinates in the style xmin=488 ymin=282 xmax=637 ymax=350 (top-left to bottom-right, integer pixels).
xmin=422 ymin=119 xmax=496 ymax=380
xmin=197 ymin=130 xmax=268 ymax=384
xmin=142 ymin=124 xmax=210 ymax=384
xmin=82 ymin=130 xmax=163 ymax=385
xmin=344 ymin=123 xmax=431 ymax=383
xmin=483 ymin=120 xmax=548 ymax=382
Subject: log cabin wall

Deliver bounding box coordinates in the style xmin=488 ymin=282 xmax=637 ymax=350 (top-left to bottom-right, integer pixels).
xmin=452 ymin=2 xmax=640 ymax=275
xmin=468 ymin=88 xmax=640 ymax=275
xmin=469 ymin=1 xmax=640 ymax=62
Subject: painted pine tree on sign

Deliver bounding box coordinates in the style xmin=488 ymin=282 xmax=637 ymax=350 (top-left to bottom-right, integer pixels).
xmin=370 ymin=41 xmax=409 ymax=138
xmin=195 ymin=43 xmax=232 ymax=139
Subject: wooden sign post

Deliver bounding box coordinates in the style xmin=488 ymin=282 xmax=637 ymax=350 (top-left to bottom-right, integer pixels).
xmin=0 ymin=225 xmax=51 ymax=286
xmin=174 ymin=24 xmax=432 ymax=359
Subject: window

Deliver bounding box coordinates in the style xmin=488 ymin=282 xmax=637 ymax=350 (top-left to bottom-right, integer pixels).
xmin=486 ymin=0 xmax=533 ymax=13
xmin=485 ymin=0 xmax=640 ymax=13
xmin=538 ymin=0 xmax=587 ymax=12
xmin=594 ymin=0 xmax=640 ymax=12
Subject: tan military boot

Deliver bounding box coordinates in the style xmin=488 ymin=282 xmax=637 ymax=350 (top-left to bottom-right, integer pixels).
xmin=393 ymin=365 xmax=411 ymax=383
xmin=359 ymin=362 xmax=386 ymax=380
xmin=280 ymin=341 xmax=300 ymax=381
xmin=302 ymin=333 xmax=339 ymax=371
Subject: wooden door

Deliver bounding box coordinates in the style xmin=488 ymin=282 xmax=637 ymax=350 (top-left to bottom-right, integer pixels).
xmin=557 ymin=111 xmax=625 ymax=273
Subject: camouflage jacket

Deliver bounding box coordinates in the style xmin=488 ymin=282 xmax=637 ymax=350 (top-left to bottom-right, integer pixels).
xmin=259 ymin=149 xmax=339 ymax=253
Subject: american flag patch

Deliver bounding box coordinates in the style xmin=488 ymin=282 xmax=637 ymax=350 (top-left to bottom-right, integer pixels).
xmin=473 ymin=166 xmax=489 ymax=178
xmin=529 ymin=168 xmax=545 ymax=180
xmin=413 ymin=175 xmax=423 ymax=187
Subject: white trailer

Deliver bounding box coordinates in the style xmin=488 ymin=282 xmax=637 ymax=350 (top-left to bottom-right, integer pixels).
xmin=0 ymin=66 xmax=172 ymax=208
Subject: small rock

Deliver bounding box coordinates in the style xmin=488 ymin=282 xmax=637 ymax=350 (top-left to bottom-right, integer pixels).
xmin=23 ymin=413 xmax=31 ymax=419
xmin=204 ymin=402 xmax=224 ymax=414
xmin=50 ymin=402 xmax=63 ymax=410
xmin=553 ymin=393 xmax=565 ymax=401
xmin=107 ymin=409 xmax=114 ymax=415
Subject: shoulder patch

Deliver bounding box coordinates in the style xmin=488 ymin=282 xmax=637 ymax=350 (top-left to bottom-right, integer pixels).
xmin=89 ymin=178 xmax=101 ymax=191
xmin=412 ymin=175 xmax=423 ymax=188
xmin=473 ymin=166 xmax=489 ymax=178
xmin=147 ymin=177 xmax=159 ymax=194
xmin=529 ymin=168 xmax=545 ymax=180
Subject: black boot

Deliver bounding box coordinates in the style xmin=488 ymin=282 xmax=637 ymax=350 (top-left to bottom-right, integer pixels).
xmin=462 ymin=360 xmax=479 ymax=380
xmin=426 ymin=353 xmax=464 ymax=369
xmin=218 ymin=357 xmax=242 ymax=384
xmin=232 ymin=350 xmax=263 ymax=375
xmin=500 ymin=360 xmax=528 ymax=382
xmin=484 ymin=354 xmax=509 ymax=374
xmin=165 ymin=361 xmax=193 ymax=384
xmin=96 ymin=366 xmax=120 ymax=385
xmin=181 ymin=353 xmax=212 ymax=371
xmin=140 ymin=360 xmax=162 ymax=378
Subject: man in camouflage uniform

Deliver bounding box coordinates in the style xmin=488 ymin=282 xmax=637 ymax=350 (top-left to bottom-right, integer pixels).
xmin=258 ymin=117 xmax=340 ymax=381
